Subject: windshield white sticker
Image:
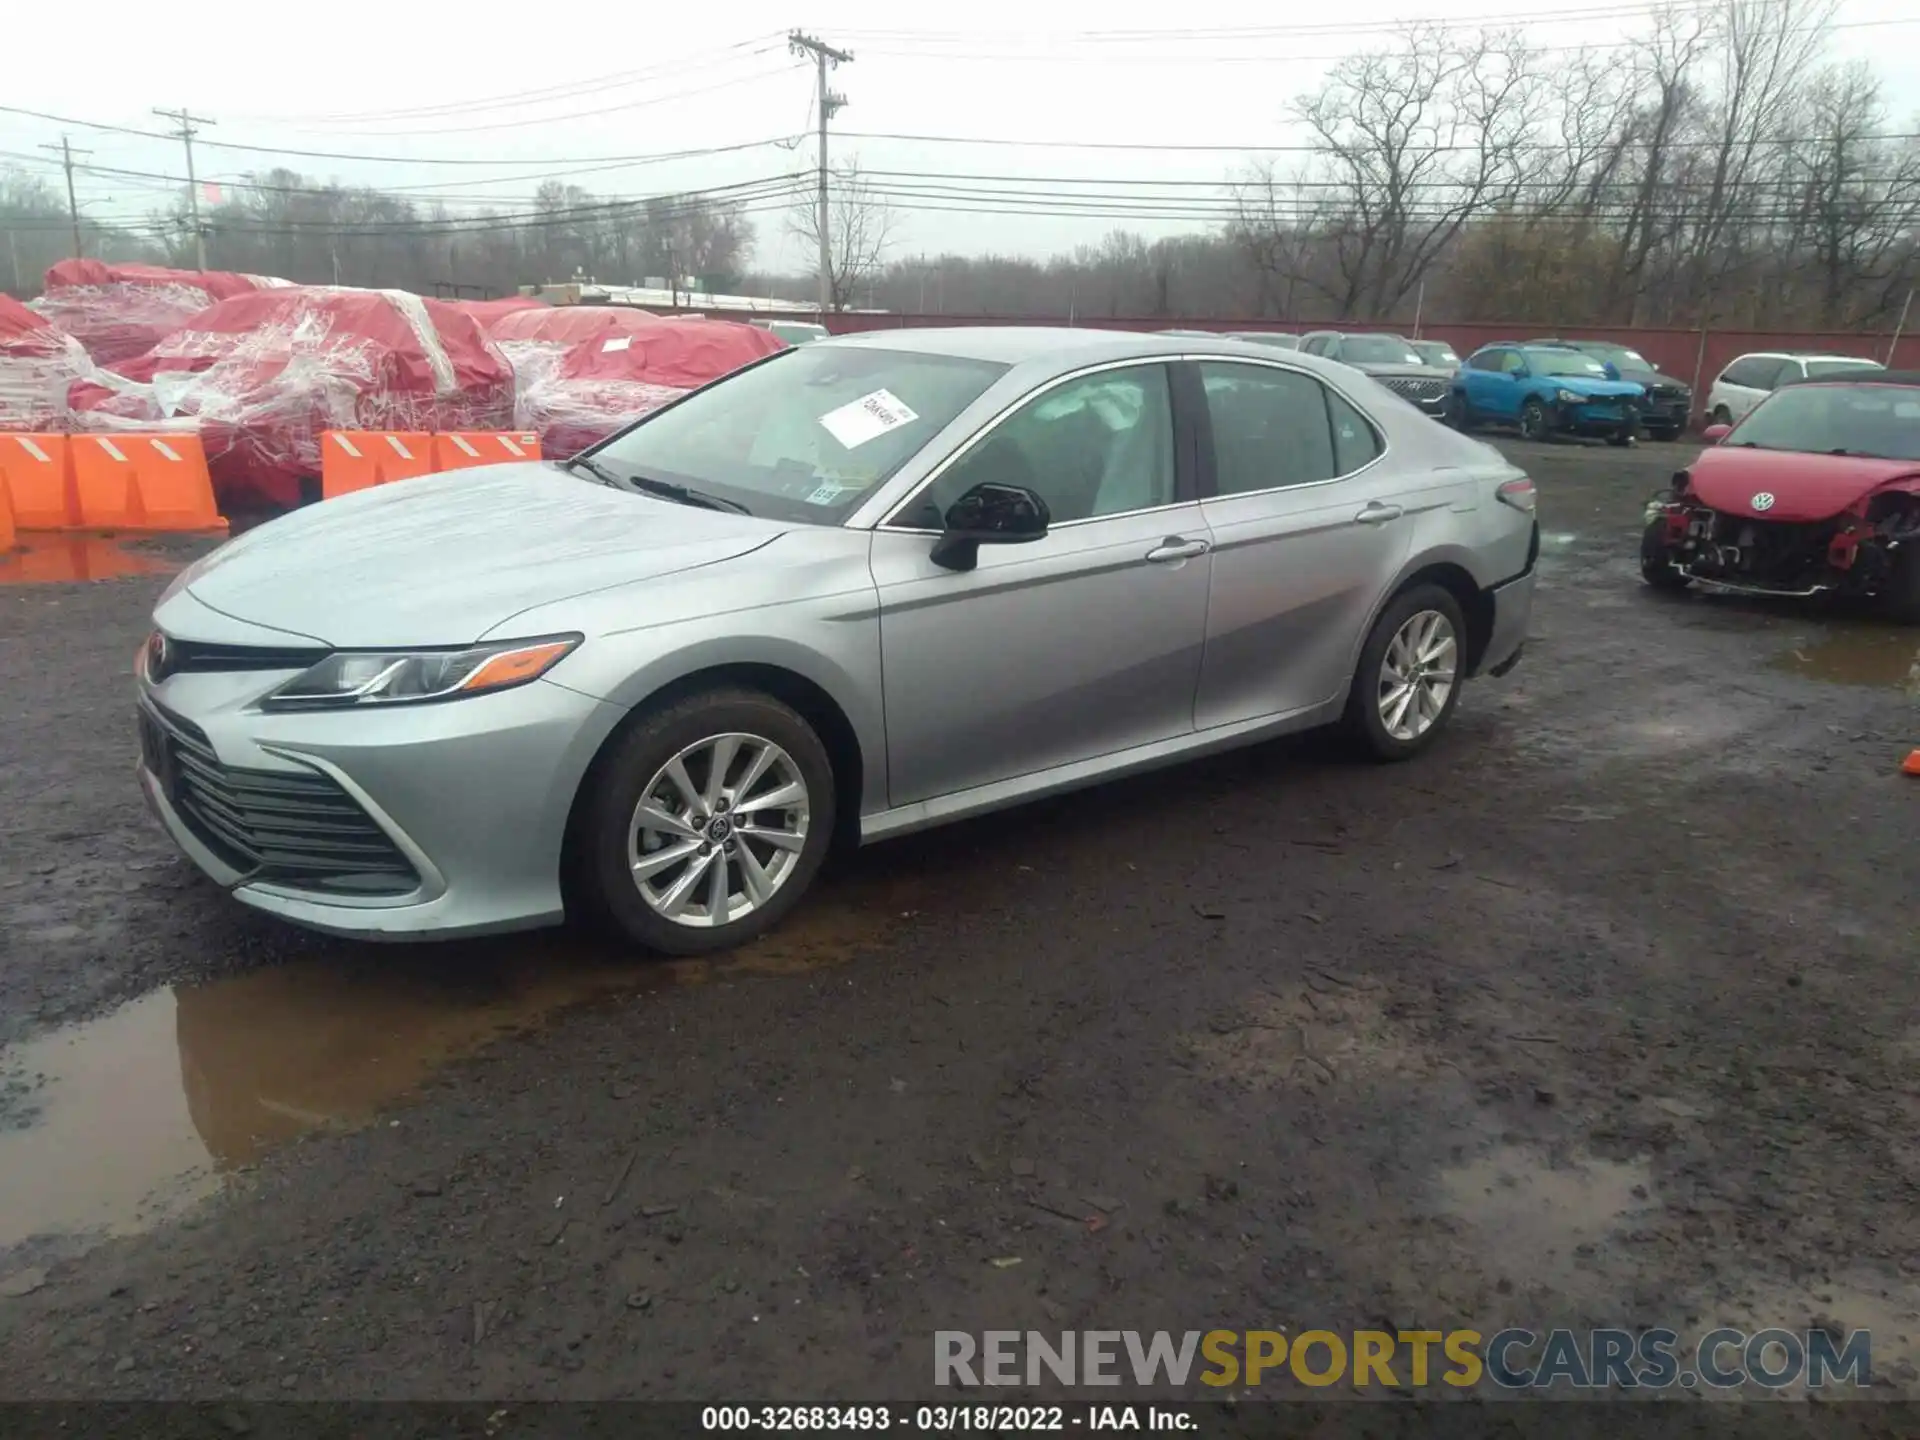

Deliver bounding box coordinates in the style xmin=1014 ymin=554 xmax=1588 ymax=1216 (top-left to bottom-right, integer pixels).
xmin=602 ymin=336 xmax=632 ymax=352
xmin=804 ymin=482 xmax=849 ymax=505
xmin=819 ymin=388 xmax=920 ymax=450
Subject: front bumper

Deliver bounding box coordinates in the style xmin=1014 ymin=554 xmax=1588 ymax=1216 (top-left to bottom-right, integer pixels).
xmin=1555 ymin=401 xmax=1634 ymax=436
xmin=138 ymin=663 xmax=621 ymax=941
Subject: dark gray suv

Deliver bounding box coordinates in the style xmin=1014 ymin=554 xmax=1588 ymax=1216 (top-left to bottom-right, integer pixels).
xmin=1299 ymin=331 xmax=1453 ymax=420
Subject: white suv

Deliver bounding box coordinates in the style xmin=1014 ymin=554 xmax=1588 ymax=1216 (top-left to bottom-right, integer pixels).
xmin=1706 ymin=351 xmax=1883 ymax=426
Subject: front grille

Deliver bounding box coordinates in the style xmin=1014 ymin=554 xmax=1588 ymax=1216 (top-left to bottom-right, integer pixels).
xmin=1380 ymin=377 xmax=1448 ymax=402
xmin=149 ymin=635 xmax=328 ymax=684
xmin=142 ymin=703 xmax=419 ymax=897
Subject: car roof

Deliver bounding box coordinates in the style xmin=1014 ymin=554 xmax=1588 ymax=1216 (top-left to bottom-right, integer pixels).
xmin=1779 ymin=367 xmax=1920 ymax=387
xmin=820 ymin=325 xmax=1334 ymax=367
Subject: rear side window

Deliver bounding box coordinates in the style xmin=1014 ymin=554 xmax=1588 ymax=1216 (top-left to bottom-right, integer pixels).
xmin=1199 ymin=362 xmax=1337 ymax=494
xmin=1725 ymin=356 xmax=1787 ymax=389
xmin=1328 ymin=390 xmax=1383 ymax=472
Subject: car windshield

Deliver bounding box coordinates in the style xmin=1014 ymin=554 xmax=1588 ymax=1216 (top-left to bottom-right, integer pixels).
xmin=1806 ymin=358 xmax=1884 ymax=378
xmin=1342 ymin=335 xmax=1423 ymax=365
xmin=1235 ymin=333 xmax=1298 ymax=349
xmin=1728 ymin=383 xmax=1920 ymax=460
xmin=1527 ymin=348 xmax=1611 ymax=379
xmin=766 ymin=322 xmax=827 ymax=343
xmin=584 ymin=345 xmax=1008 ymax=522
xmin=1412 ymin=342 xmax=1459 ymax=366
xmin=1582 ymin=343 xmax=1652 ymax=373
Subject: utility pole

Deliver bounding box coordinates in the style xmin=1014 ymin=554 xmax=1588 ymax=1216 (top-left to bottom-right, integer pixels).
xmin=788 ymin=31 xmax=851 ymax=317
xmin=39 ymin=136 xmax=89 ymax=259
xmin=153 ymin=107 xmax=216 ymax=271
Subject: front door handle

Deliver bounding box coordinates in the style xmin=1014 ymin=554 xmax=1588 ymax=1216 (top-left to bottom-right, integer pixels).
xmin=1355 ymin=502 xmax=1404 ymax=525
xmin=1145 ymin=536 xmax=1211 ymax=563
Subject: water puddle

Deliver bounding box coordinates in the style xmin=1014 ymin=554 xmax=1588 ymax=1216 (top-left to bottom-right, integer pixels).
xmin=1771 ymin=629 xmax=1920 ymax=694
xmin=0 ymin=871 xmax=920 ymax=1258
xmin=1438 ymin=1145 xmax=1653 ymax=1286
xmin=0 ymin=534 xmax=181 ymax=586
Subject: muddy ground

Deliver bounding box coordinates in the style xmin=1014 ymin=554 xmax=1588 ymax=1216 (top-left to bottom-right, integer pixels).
xmin=0 ymin=437 xmax=1916 ymax=1405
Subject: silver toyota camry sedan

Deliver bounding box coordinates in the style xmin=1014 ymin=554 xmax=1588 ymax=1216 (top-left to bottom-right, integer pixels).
xmin=137 ymin=328 xmax=1537 ymax=954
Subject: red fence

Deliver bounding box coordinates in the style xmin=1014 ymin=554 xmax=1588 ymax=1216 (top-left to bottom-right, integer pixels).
xmin=798 ymin=311 xmax=1915 ymax=396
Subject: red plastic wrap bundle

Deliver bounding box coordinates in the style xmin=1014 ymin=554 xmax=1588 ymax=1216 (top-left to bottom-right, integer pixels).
xmin=448 ymin=295 xmax=549 ymax=328
xmin=482 ymin=305 xmax=668 ymax=431
xmin=68 ymin=286 xmax=515 ymax=509
xmin=519 ymin=317 xmax=786 ymax=456
xmin=31 ymin=260 xmax=290 ymax=367
xmin=0 ymin=293 xmax=90 ymax=431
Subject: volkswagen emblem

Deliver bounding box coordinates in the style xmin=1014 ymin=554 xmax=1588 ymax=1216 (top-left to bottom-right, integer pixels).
xmin=1750 ymin=492 xmax=1776 ymax=512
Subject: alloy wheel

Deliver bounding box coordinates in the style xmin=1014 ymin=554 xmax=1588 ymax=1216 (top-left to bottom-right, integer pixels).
xmin=1519 ymin=403 xmax=1546 ymax=441
xmin=1377 ymin=609 xmax=1458 ymax=742
xmin=627 ymin=732 xmax=811 ymax=928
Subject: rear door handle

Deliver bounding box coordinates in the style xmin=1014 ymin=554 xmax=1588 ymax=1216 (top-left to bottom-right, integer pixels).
xmin=1145 ymin=536 xmax=1211 ymax=563
xmin=1355 ymin=502 xmax=1404 ymax=525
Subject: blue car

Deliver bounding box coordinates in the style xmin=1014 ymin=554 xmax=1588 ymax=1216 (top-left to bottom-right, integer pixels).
xmin=1450 ymin=343 xmax=1647 ymax=445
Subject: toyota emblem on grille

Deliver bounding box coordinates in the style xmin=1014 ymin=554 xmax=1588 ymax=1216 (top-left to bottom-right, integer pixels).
xmin=146 ymin=631 xmax=169 ymax=679
xmin=1750 ymin=492 xmax=1777 ymax=512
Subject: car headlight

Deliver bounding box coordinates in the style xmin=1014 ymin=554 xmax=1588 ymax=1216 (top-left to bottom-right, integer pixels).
xmin=1555 ymin=389 xmax=1586 ymax=405
xmin=261 ymin=634 xmax=581 ymax=710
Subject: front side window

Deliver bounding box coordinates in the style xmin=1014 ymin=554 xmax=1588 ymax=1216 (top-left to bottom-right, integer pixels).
xmin=588 ymin=344 xmax=1007 ymax=523
xmin=1469 ymin=349 xmax=1507 ymax=373
xmin=1499 ymin=350 xmax=1530 ymax=375
xmin=898 ymin=364 xmax=1175 ymax=529
xmin=1199 ymin=362 xmax=1340 ymax=494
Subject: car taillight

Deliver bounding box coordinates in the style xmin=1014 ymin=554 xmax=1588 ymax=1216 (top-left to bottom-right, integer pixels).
xmin=1496 ymin=478 xmax=1536 ymax=513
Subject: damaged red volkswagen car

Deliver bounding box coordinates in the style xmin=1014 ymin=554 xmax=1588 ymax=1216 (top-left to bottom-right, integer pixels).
xmin=1640 ymin=369 xmax=1920 ymax=620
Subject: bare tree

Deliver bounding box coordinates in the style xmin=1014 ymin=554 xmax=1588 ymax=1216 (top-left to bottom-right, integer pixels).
xmin=1292 ymin=24 xmax=1540 ymax=319
xmin=788 ymin=159 xmax=898 ymax=312
xmin=1228 ymin=163 xmax=1318 ymax=318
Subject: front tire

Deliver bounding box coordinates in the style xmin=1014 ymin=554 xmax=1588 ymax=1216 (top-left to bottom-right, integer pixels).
xmin=1711 ymin=404 xmax=1733 ymax=427
xmin=1448 ymin=392 xmax=1475 ymax=431
xmin=1518 ymin=398 xmax=1550 ymax=442
xmin=578 ymin=687 xmax=837 ymax=955
xmin=1884 ymin=538 xmax=1920 ymax=624
xmin=1343 ymin=584 xmax=1467 ymax=762
xmin=1639 ymin=519 xmax=1692 ymax=592
xmin=1649 ymin=424 xmax=1681 ymax=443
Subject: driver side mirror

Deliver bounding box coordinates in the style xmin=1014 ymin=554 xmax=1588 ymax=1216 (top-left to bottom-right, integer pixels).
xmin=929 ymin=481 xmax=1051 ymax=572
xmin=1602 ymin=361 xmax=1621 ymax=380
xmin=1702 ymin=423 xmax=1732 ymax=442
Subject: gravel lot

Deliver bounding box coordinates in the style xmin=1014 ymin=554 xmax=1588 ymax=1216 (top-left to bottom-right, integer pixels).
xmin=1 ymin=435 xmax=1916 ymax=1404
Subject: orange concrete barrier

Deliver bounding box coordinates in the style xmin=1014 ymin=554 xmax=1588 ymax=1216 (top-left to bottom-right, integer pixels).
xmin=0 ymin=467 xmax=15 ymax=551
xmin=432 ymin=431 xmax=542 ymax=472
xmin=68 ymin=434 xmax=226 ymax=533
xmin=320 ymin=431 xmax=434 ymax=500
xmin=0 ymin=433 xmax=79 ymax=529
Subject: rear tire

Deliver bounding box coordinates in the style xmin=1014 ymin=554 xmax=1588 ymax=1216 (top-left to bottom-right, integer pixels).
xmin=1639 ymin=519 xmax=1693 ymax=592
xmin=1343 ymin=584 xmax=1468 ymax=762
xmin=1607 ymin=421 xmax=1637 ymax=448
xmin=577 ymin=687 xmax=837 ymax=955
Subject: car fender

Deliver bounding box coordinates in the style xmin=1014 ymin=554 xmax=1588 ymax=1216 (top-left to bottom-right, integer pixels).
xmin=551 ymin=614 xmax=887 ymax=820
xmin=1339 ymin=538 xmax=1503 ymax=684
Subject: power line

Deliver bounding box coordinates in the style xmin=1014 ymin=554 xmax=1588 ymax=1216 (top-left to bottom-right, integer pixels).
xmin=838 ymin=129 xmax=1920 ymax=155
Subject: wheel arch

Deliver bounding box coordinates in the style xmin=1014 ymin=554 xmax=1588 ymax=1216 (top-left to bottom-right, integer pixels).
xmin=1351 ymin=552 xmax=1498 ymax=682
xmin=560 ymin=658 xmax=871 ymax=900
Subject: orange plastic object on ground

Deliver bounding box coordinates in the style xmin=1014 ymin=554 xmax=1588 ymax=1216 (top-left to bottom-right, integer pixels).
xmin=432 ymin=431 xmax=542 ymax=472
xmin=0 ymin=433 xmax=78 ymax=529
xmin=68 ymin=434 xmax=227 ymax=533
xmin=320 ymin=431 xmax=434 ymax=499
xmin=1903 ymin=749 xmax=1920 ymax=777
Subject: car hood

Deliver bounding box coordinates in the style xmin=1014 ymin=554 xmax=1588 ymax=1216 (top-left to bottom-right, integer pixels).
xmin=1626 ymin=370 xmax=1689 ymax=391
xmin=1352 ymin=362 xmax=1453 ymax=380
xmin=1543 ymin=377 xmax=1645 ymax=399
xmin=1686 ymin=445 xmax=1920 ymax=522
xmin=169 ymin=463 xmax=788 ymax=648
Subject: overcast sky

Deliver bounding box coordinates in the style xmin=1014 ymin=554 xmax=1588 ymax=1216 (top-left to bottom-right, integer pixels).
xmin=5 ymin=0 xmax=1916 ymax=276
